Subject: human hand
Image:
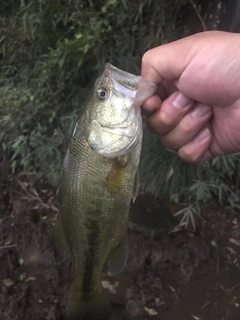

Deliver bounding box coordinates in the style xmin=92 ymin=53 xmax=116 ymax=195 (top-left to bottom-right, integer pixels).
xmin=141 ymin=31 xmax=240 ymax=163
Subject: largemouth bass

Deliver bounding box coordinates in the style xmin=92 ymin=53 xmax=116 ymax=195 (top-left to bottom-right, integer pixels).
xmin=58 ymin=64 xmax=156 ymax=320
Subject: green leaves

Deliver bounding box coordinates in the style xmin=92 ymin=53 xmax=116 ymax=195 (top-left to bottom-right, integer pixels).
xmin=2 ymin=0 xmax=240 ymax=214
xmin=140 ymin=128 xmax=240 ymax=211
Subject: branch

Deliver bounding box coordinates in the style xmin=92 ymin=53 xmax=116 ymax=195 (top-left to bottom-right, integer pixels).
xmin=191 ymin=0 xmax=207 ymax=31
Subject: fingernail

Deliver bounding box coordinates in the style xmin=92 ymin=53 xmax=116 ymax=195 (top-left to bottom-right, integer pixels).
xmin=194 ymin=127 xmax=210 ymax=143
xmin=172 ymin=92 xmax=193 ymax=109
xmin=191 ymin=104 xmax=212 ymax=119
xmin=142 ymin=103 xmax=156 ymax=114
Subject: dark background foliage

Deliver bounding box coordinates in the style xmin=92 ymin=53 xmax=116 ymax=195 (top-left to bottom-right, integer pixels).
xmin=1 ymin=0 xmax=240 ymax=218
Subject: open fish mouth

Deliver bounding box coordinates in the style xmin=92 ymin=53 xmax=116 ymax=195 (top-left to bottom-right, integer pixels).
xmin=87 ymin=64 xmax=157 ymax=158
xmin=106 ymin=63 xmax=157 ymax=109
xmin=106 ymin=64 xmax=139 ymax=98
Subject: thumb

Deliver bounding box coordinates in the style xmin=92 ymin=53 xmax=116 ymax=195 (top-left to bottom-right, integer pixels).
xmin=141 ymin=31 xmax=240 ymax=106
xmin=141 ymin=36 xmax=195 ymax=83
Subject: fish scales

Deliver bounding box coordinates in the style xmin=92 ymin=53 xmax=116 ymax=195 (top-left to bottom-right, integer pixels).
xmin=58 ymin=64 xmax=156 ymax=320
xmin=61 ymin=131 xmax=141 ymax=303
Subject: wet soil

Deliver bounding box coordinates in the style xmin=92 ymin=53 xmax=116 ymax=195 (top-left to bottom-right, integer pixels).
xmin=1 ymin=163 xmax=240 ymax=319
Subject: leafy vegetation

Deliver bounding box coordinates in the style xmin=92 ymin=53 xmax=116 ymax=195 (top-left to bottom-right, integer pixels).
xmin=141 ymin=129 xmax=240 ymax=208
xmin=0 ymin=0 xmax=190 ymax=183
xmin=1 ymin=0 xmax=240 ymax=216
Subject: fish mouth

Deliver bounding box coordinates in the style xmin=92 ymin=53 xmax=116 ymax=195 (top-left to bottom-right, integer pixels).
xmin=87 ymin=64 xmax=157 ymax=158
xmin=101 ymin=123 xmax=138 ymax=138
xmin=105 ymin=64 xmax=139 ymax=90
xmin=100 ymin=108 xmax=139 ymax=130
xmin=88 ymin=118 xmax=142 ymax=158
xmin=105 ymin=64 xmax=139 ymax=100
xmin=105 ymin=63 xmax=158 ymax=109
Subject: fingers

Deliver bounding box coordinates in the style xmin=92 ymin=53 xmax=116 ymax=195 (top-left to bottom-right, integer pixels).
xmin=160 ymin=102 xmax=212 ymax=149
xmin=142 ymin=31 xmax=240 ymax=106
xmin=142 ymin=79 xmax=178 ymax=115
xmin=142 ymin=94 xmax=161 ymax=115
xmin=145 ymin=90 xmax=213 ymax=163
xmin=146 ymin=91 xmax=194 ymax=136
xmin=141 ymin=39 xmax=191 ymax=82
xmin=178 ymin=128 xmax=212 ymax=163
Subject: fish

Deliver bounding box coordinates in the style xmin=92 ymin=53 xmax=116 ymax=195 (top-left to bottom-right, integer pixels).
xmin=58 ymin=63 xmax=156 ymax=320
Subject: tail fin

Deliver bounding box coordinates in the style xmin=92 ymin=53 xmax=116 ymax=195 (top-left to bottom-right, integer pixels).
xmin=67 ymin=283 xmax=111 ymax=320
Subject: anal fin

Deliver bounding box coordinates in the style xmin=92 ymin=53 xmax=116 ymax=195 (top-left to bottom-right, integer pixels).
xmin=53 ymin=214 xmax=71 ymax=263
xmin=107 ymin=233 xmax=129 ymax=275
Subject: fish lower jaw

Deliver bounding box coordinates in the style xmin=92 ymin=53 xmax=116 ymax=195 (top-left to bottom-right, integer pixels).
xmin=88 ymin=120 xmax=142 ymax=158
xmin=101 ymin=125 xmax=136 ymax=137
xmin=97 ymin=128 xmax=141 ymax=158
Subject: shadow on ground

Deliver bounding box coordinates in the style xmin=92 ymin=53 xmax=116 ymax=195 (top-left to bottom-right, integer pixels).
xmin=0 ymin=168 xmax=240 ymax=320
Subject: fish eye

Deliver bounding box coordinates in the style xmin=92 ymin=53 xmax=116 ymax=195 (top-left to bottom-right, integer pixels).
xmin=97 ymin=87 xmax=109 ymax=100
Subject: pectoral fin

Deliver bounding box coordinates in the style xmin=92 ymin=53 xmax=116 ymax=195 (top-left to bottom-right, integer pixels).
xmin=132 ymin=169 xmax=140 ymax=203
xmin=107 ymin=234 xmax=129 ymax=275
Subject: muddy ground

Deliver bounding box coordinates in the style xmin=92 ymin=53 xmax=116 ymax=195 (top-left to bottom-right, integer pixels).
xmin=1 ymin=163 xmax=240 ymax=320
